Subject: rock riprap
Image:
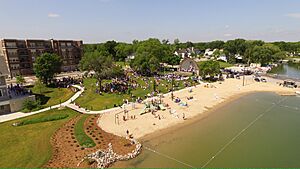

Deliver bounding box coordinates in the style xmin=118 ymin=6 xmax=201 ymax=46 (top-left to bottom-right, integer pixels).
xmin=78 ymin=139 xmax=142 ymax=168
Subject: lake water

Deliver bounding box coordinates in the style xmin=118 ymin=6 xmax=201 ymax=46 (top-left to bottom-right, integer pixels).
xmin=270 ymin=63 xmax=300 ymax=80
xmin=118 ymin=92 xmax=300 ymax=168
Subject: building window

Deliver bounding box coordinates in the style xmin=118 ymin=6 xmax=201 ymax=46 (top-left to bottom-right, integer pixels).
xmin=30 ymin=43 xmax=36 ymax=47
xmin=0 ymin=89 xmax=3 ymax=97
xmin=0 ymin=105 xmax=4 ymax=110
xmin=6 ymin=42 xmax=17 ymax=48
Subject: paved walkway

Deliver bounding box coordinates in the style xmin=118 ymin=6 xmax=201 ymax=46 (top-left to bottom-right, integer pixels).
xmin=0 ymin=85 xmax=85 ymax=123
xmin=0 ymin=84 xmax=141 ymax=123
xmin=2 ymin=75 xmax=294 ymax=123
xmin=0 ymin=80 xmax=195 ymax=123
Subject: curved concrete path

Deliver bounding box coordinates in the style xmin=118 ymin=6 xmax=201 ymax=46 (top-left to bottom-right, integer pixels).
xmin=0 ymin=85 xmax=85 ymax=123
xmin=0 ymin=84 xmax=141 ymax=123
xmin=2 ymin=75 xmax=290 ymax=123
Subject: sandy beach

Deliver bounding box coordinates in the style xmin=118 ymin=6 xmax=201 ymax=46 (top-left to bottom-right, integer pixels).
xmin=98 ymin=76 xmax=297 ymax=139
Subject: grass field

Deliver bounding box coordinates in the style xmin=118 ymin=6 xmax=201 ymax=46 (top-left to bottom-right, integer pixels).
xmin=75 ymin=76 xmax=189 ymax=110
xmin=74 ymin=115 xmax=96 ymax=148
xmin=0 ymin=108 xmax=78 ymax=168
xmin=29 ymin=86 xmax=74 ymax=108
xmin=218 ymin=61 xmax=233 ymax=69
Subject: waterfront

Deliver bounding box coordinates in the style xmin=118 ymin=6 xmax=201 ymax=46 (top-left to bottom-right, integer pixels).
xmin=270 ymin=63 xmax=300 ymax=80
xmin=117 ymin=92 xmax=300 ymax=168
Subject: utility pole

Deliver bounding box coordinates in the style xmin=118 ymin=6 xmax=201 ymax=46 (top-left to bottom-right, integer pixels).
xmin=171 ymin=73 xmax=174 ymax=101
xmin=243 ymin=65 xmax=246 ymax=86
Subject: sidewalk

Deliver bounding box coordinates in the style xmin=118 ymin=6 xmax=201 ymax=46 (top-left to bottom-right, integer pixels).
xmin=0 ymin=85 xmax=84 ymax=123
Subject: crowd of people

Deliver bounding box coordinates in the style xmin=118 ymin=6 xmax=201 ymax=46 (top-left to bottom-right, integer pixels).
xmin=52 ymin=77 xmax=83 ymax=88
xmin=7 ymin=84 xmax=31 ymax=98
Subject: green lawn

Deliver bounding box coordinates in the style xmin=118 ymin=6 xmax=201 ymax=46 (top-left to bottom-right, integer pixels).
xmin=75 ymin=76 xmax=190 ymax=110
xmin=218 ymin=61 xmax=233 ymax=68
xmin=0 ymin=108 xmax=78 ymax=168
xmin=74 ymin=115 xmax=96 ymax=148
xmin=30 ymin=87 xmax=74 ymax=108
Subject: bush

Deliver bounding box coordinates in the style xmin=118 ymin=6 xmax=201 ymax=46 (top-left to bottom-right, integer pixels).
xmin=16 ymin=114 xmax=69 ymax=126
xmin=22 ymin=99 xmax=41 ymax=112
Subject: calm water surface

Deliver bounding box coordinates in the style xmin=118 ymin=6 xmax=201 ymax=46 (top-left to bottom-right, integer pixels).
xmin=270 ymin=63 xmax=300 ymax=80
xmin=118 ymin=92 xmax=300 ymax=168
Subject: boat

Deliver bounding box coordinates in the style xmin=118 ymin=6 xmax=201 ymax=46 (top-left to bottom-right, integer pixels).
xmin=296 ymin=91 xmax=300 ymax=95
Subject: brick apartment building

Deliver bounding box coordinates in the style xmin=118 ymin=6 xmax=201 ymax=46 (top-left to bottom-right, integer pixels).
xmin=0 ymin=39 xmax=83 ymax=78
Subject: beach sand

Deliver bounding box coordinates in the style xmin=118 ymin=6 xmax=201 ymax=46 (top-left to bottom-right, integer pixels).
xmin=98 ymin=76 xmax=296 ymax=139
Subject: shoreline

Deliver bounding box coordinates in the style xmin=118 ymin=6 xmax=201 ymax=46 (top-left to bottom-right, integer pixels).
xmin=98 ymin=76 xmax=296 ymax=141
xmin=110 ymin=90 xmax=287 ymax=168
xmin=139 ymin=91 xmax=258 ymax=142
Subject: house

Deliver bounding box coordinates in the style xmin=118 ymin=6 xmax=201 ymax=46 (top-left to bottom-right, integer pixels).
xmin=174 ymin=49 xmax=189 ymax=58
xmin=179 ymin=58 xmax=199 ymax=75
xmin=125 ymin=53 xmax=135 ymax=62
xmin=174 ymin=47 xmax=202 ymax=58
xmin=217 ymin=55 xmax=228 ymax=62
xmin=235 ymin=54 xmax=243 ymax=61
xmin=204 ymin=49 xmax=217 ymax=58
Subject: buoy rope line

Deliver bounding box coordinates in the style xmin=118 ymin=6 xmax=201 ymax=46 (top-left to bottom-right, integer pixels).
xmin=144 ymin=146 xmax=196 ymax=168
xmin=200 ymin=97 xmax=288 ymax=168
xmin=254 ymin=98 xmax=300 ymax=112
xmin=143 ymin=96 xmax=293 ymax=168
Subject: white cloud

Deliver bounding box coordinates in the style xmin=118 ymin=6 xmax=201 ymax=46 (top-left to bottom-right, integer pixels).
xmin=224 ymin=33 xmax=232 ymax=37
xmin=225 ymin=25 xmax=230 ymax=29
xmin=48 ymin=13 xmax=60 ymax=18
xmin=285 ymin=13 xmax=300 ymax=19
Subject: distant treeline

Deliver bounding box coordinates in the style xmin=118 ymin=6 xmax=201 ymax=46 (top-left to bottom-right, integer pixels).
xmin=83 ymin=38 xmax=300 ymax=66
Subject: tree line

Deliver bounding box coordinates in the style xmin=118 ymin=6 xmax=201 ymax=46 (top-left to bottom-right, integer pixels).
xmin=32 ymin=38 xmax=300 ymax=86
xmin=84 ymin=38 xmax=300 ymax=65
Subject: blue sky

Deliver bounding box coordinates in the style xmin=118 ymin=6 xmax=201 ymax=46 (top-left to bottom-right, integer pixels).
xmin=1 ymin=0 xmax=300 ymax=43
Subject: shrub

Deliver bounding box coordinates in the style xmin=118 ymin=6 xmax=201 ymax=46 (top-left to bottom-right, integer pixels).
xmin=22 ymin=99 xmax=41 ymax=112
xmin=16 ymin=114 xmax=69 ymax=126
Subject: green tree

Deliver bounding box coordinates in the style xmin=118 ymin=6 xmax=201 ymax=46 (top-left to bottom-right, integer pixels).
xmin=207 ymin=40 xmax=225 ymax=49
xmin=33 ymin=53 xmax=61 ymax=85
xmin=80 ymin=51 xmax=123 ymax=91
xmin=149 ymin=56 xmax=160 ymax=74
xmin=22 ymin=99 xmax=40 ymax=111
xmin=115 ymin=43 xmax=133 ymax=61
xmin=16 ymin=75 xmax=26 ymax=86
xmin=130 ymin=53 xmax=160 ymax=76
xmin=224 ymin=39 xmax=246 ymax=63
xmin=244 ymin=40 xmax=265 ymax=64
xmin=103 ymin=40 xmax=118 ymax=60
xmin=198 ymin=60 xmax=221 ymax=80
xmin=33 ymin=80 xmax=47 ymax=95
xmin=162 ymin=55 xmax=181 ymax=66
xmin=250 ymin=44 xmax=282 ymax=65
xmin=131 ymin=38 xmax=172 ymax=75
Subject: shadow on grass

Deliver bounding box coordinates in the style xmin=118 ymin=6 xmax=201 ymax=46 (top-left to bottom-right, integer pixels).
xmin=34 ymin=94 xmax=51 ymax=105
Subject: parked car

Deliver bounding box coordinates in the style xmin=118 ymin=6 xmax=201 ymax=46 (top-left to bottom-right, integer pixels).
xmin=261 ymin=78 xmax=267 ymax=82
xmin=254 ymin=77 xmax=260 ymax=82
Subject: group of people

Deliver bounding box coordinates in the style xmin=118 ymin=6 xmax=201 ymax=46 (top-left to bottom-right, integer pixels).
xmin=7 ymin=84 xmax=30 ymax=98
xmin=96 ymin=78 xmax=140 ymax=94
xmin=52 ymin=77 xmax=83 ymax=88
